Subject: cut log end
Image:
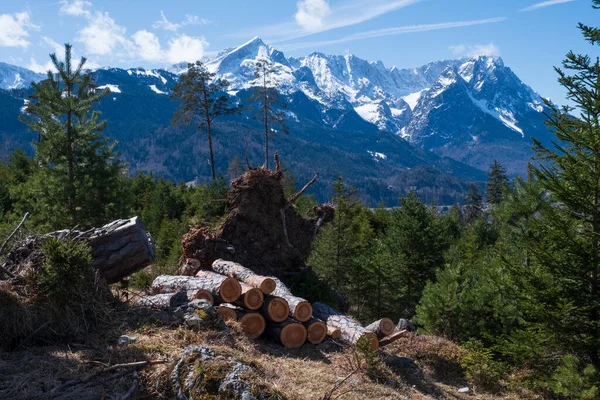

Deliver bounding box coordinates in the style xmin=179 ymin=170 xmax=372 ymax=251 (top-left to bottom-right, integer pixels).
xmin=363 ymin=333 xmax=379 ymax=351
xmin=265 ymin=297 xmax=289 ymax=323
xmin=280 ymin=323 xmax=308 ymax=349
xmin=327 ymin=326 xmax=341 ymax=339
xmin=240 ymin=286 xmax=264 ymax=310
xmin=217 ymin=306 xmax=237 ymax=322
xmin=191 ymin=289 xmax=214 ymax=304
xmin=219 ymin=277 xmax=242 ymax=303
xmin=293 ymin=301 xmax=313 ymax=323
xmin=239 ymin=312 xmax=266 ymax=339
xmin=259 ymin=278 xmax=276 ymax=295
xmin=306 ymin=320 xmax=327 ymax=344
xmin=379 ymin=318 xmax=395 ymax=336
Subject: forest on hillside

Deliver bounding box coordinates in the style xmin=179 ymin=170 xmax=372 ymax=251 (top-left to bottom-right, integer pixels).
xmin=3 ymin=1 xmax=600 ymax=398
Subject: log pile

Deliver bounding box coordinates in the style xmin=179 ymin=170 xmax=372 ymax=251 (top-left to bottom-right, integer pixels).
xmin=140 ymin=258 xmax=406 ymax=350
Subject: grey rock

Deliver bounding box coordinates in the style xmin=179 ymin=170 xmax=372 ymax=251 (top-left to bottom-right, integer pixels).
xmin=397 ymin=318 xmax=415 ymax=332
xmin=117 ymin=335 xmax=136 ymax=346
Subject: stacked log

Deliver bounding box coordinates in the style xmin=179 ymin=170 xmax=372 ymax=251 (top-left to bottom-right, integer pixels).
xmin=212 ymin=259 xmax=276 ymax=294
xmin=272 ymin=277 xmax=312 ymax=322
xmin=261 ymin=296 xmax=290 ymax=323
xmin=217 ymin=304 xmax=266 ymax=339
xmin=304 ymin=317 xmax=327 ymax=344
xmin=152 ymin=273 xmax=241 ymax=303
xmin=312 ymin=302 xmax=379 ymax=351
xmin=266 ymin=319 xmax=307 ymax=349
xmin=140 ymin=261 xmax=395 ymax=350
xmin=365 ymin=318 xmax=395 ymax=339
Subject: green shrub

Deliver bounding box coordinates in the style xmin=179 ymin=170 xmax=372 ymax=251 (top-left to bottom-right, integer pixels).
xmin=547 ymin=355 xmax=598 ymax=399
xmin=39 ymin=237 xmax=92 ymax=304
xmin=461 ymin=339 xmax=504 ymax=392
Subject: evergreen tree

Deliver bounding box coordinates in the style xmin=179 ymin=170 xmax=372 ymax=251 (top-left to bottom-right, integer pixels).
xmin=248 ymin=58 xmax=289 ymax=169
xmin=486 ymin=160 xmax=508 ymax=205
xmin=226 ymin=155 xmax=245 ymax=181
xmin=523 ymin=0 xmax=600 ymax=367
xmin=171 ymin=61 xmax=238 ymax=181
xmin=19 ymin=44 xmax=124 ymax=229
xmin=308 ymin=176 xmax=375 ymax=319
xmin=464 ymin=184 xmax=484 ymax=223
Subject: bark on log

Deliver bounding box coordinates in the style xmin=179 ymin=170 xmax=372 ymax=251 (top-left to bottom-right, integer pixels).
xmin=365 ymin=318 xmax=395 ymax=339
xmin=261 ymin=296 xmax=289 ymax=323
xmin=1 ymin=216 xmax=156 ymax=284
xmin=211 ymin=259 xmax=276 ymax=294
xmin=272 ymin=277 xmax=312 ymax=322
xmin=379 ymin=330 xmax=409 ymax=347
xmin=234 ymin=283 xmax=264 ymax=310
xmin=137 ymin=292 xmax=189 ymax=309
xmin=266 ymin=319 xmax=307 ymax=349
xmin=327 ymin=326 xmax=341 ymax=339
xmin=152 ymin=274 xmax=241 ymax=303
xmin=83 ymin=217 xmax=155 ymax=283
xmin=312 ymin=302 xmax=378 ymax=351
xmin=304 ymin=317 xmax=327 ymax=344
xmin=217 ymin=304 xmax=266 ymax=339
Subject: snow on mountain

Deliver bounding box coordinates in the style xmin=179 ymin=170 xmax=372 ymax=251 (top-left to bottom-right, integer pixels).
xmin=97 ymin=84 xmax=121 ymax=93
xmin=0 ymin=62 xmax=45 ymax=90
xmin=0 ymin=38 xmax=552 ymax=174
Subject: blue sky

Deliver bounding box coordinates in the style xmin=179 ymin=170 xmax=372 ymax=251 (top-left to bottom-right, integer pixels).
xmin=0 ymin=0 xmax=598 ymax=104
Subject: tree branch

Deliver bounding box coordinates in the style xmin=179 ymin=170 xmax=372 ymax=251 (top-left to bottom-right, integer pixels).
xmin=288 ymin=174 xmax=319 ymax=203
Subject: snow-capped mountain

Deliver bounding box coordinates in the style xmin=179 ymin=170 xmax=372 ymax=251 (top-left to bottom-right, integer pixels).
xmin=0 ymin=62 xmax=45 ymax=90
xmin=0 ymin=36 xmax=554 ymax=177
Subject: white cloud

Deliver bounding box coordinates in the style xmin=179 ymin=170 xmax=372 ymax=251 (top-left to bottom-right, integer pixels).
xmin=132 ymin=30 xmax=163 ymax=61
xmin=520 ymin=0 xmax=574 ymax=12
xmin=43 ymin=36 xmax=65 ymax=54
xmin=76 ymin=11 xmax=129 ymax=55
xmin=59 ymin=0 xmax=92 ymax=17
xmin=28 ymin=57 xmax=57 ymax=73
xmin=153 ymin=11 xmax=211 ymax=32
xmin=0 ymin=12 xmax=39 ymax=48
xmin=295 ymin=0 xmax=331 ymax=32
xmin=282 ymin=17 xmax=507 ymax=50
xmin=165 ymin=34 xmax=208 ymax=63
xmin=450 ymin=43 xmax=501 ymax=58
xmin=234 ymin=0 xmax=422 ymax=43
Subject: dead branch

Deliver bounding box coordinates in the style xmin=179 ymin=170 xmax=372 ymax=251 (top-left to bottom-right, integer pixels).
xmin=274 ymin=151 xmax=281 ymax=173
xmin=0 ymin=212 xmax=29 ymax=256
xmin=245 ymin=134 xmax=255 ymax=170
xmin=288 ymin=173 xmax=319 ymax=203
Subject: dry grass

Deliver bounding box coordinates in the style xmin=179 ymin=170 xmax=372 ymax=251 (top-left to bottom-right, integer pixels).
xmin=0 ymin=300 xmax=539 ymax=399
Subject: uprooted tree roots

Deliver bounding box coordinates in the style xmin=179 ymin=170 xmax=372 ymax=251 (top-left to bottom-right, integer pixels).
xmin=182 ymin=163 xmax=334 ymax=278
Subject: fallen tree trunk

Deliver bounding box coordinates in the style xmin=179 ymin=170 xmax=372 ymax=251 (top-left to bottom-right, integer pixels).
xmin=327 ymin=326 xmax=341 ymax=339
xmin=266 ymin=319 xmax=307 ymax=349
xmin=312 ymin=302 xmax=378 ymax=351
xmin=1 ymin=216 xmax=155 ymax=284
xmin=137 ymin=291 xmax=213 ymax=309
xmin=217 ymin=304 xmax=266 ymax=339
xmin=152 ymin=274 xmax=241 ymax=303
xmin=365 ymin=318 xmax=395 ymax=339
xmin=234 ymin=283 xmax=264 ymax=310
xmin=272 ymin=277 xmax=312 ymax=322
xmin=304 ymin=317 xmax=327 ymax=344
xmin=211 ymin=259 xmax=276 ymax=294
xmin=261 ymin=296 xmax=289 ymax=323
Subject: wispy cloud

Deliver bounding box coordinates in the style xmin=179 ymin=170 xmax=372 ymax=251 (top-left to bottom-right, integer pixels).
xmin=519 ymin=0 xmax=574 ymax=12
xmin=280 ymin=17 xmax=507 ymax=51
xmin=232 ymin=0 xmax=422 ymax=43
xmin=0 ymin=12 xmax=39 ymax=48
xmin=59 ymin=0 xmax=92 ymax=17
xmin=450 ymin=43 xmax=501 ymax=58
xmin=153 ymin=11 xmax=211 ymax=32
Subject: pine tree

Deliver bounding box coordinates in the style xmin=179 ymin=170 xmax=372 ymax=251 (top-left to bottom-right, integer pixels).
xmin=226 ymin=155 xmax=245 ymax=181
xmin=19 ymin=44 xmax=124 ymax=229
xmin=171 ymin=61 xmax=238 ymax=181
xmin=464 ymin=184 xmax=484 ymax=223
xmin=486 ymin=160 xmax=508 ymax=205
xmin=248 ymin=58 xmax=289 ymax=169
xmin=524 ymin=0 xmax=600 ymax=367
